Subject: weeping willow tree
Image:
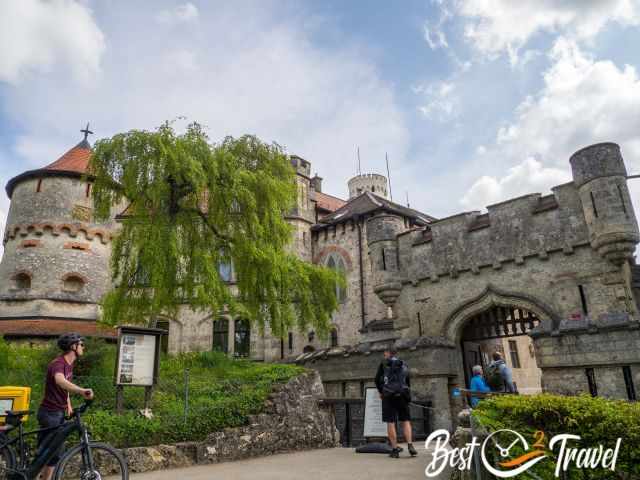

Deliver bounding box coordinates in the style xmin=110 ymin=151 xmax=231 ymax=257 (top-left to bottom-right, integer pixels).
xmin=89 ymin=122 xmax=343 ymax=338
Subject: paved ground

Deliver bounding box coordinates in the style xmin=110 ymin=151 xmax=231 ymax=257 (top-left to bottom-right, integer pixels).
xmin=131 ymin=444 xmax=450 ymax=480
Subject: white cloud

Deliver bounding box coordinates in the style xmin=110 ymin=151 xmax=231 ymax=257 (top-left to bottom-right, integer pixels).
xmin=461 ymin=157 xmax=571 ymax=209
xmin=493 ymin=38 xmax=640 ymax=170
xmin=156 ymin=3 xmax=199 ymax=25
xmin=457 ymin=0 xmax=640 ymax=61
xmin=462 ymin=36 xmax=640 ymax=212
xmin=423 ymin=0 xmax=452 ymax=49
xmin=0 ymin=3 xmax=409 ymax=203
xmin=0 ymin=0 xmax=105 ymax=84
xmin=417 ymin=81 xmax=458 ymax=120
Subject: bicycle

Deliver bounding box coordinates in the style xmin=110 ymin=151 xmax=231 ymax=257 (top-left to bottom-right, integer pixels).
xmin=0 ymin=400 xmax=128 ymax=480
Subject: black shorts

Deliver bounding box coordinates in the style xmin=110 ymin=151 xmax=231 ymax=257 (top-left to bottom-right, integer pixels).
xmin=37 ymin=407 xmax=65 ymax=466
xmin=381 ymin=394 xmax=411 ymax=423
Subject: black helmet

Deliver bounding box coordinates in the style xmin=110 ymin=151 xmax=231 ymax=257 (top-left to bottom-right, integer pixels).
xmin=57 ymin=332 xmax=84 ymax=352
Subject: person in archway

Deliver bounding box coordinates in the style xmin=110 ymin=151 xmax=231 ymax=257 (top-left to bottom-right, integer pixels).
xmin=469 ymin=365 xmax=491 ymax=407
xmin=486 ymin=351 xmax=516 ymax=393
xmin=375 ymin=347 xmax=417 ymax=458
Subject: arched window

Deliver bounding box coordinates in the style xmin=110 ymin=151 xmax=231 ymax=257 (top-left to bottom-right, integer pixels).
xmin=326 ymin=253 xmax=347 ymax=303
xmin=63 ymin=274 xmax=85 ymax=293
xmin=12 ymin=272 xmax=31 ymax=290
xmin=213 ymin=318 xmax=229 ymax=353
xmin=330 ymin=328 xmax=338 ymax=347
xmin=234 ymin=319 xmax=250 ymax=357
xmin=218 ymin=261 xmax=233 ymax=282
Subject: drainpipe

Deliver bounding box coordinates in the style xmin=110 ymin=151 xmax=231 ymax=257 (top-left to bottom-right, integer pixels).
xmin=356 ymin=216 xmax=366 ymax=328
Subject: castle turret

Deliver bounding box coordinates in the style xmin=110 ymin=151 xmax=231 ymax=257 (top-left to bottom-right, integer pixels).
xmin=348 ymin=173 xmax=388 ymax=199
xmin=570 ymin=142 xmax=640 ymax=265
xmin=366 ymin=212 xmax=404 ymax=319
xmin=0 ymin=128 xmax=117 ymax=339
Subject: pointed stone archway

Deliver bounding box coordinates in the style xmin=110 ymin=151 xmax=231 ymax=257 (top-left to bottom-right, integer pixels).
xmin=445 ymin=285 xmax=560 ymax=395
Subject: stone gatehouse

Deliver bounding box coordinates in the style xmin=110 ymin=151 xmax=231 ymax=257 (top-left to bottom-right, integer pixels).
xmin=2 ymin=133 xmax=639 ymax=432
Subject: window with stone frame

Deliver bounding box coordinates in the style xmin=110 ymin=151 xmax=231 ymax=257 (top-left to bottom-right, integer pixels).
xmin=12 ymin=272 xmax=31 ymax=290
xmin=330 ymin=327 xmax=338 ymax=347
xmin=234 ymin=319 xmax=250 ymax=357
xmin=155 ymin=319 xmax=170 ymax=354
xmin=213 ymin=318 xmax=229 ymax=353
xmin=325 ymin=253 xmax=347 ymax=303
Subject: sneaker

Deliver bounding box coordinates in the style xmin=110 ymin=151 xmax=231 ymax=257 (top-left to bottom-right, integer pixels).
xmin=408 ymin=443 xmax=418 ymax=457
xmin=390 ymin=447 xmax=401 ymax=458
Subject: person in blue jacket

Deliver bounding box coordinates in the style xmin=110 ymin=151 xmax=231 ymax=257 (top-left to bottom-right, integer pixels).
xmin=469 ymin=365 xmax=491 ymax=408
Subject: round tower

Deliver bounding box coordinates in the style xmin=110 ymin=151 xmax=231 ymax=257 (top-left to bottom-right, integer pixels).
xmin=366 ymin=212 xmax=404 ymax=319
xmin=570 ymin=142 xmax=640 ymax=266
xmin=0 ymin=129 xmax=117 ymax=338
xmin=348 ymin=173 xmax=389 ymax=199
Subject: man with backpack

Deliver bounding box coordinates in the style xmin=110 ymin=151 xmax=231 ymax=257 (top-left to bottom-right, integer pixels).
xmin=375 ymin=347 xmax=417 ymax=458
xmin=486 ymin=351 xmax=516 ymax=393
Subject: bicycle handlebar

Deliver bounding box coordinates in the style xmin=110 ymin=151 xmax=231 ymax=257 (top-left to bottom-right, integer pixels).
xmin=69 ymin=399 xmax=94 ymax=418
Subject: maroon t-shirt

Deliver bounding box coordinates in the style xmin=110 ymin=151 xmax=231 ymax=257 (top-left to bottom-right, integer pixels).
xmin=40 ymin=356 xmax=73 ymax=412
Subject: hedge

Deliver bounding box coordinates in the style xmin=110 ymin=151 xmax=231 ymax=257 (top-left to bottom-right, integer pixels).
xmin=472 ymin=394 xmax=640 ymax=479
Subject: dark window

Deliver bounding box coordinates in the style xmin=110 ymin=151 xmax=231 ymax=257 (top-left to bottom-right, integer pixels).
xmin=590 ymin=191 xmax=598 ymax=218
xmin=417 ymin=312 xmax=423 ymax=337
xmin=382 ymin=249 xmax=387 ymax=270
xmin=623 ymin=366 xmax=636 ymax=401
xmin=341 ymin=382 xmax=347 ymax=397
xmin=360 ymin=381 xmax=365 ymax=398
xmin=330 ymin=328 xmax=338 ymax=347
xmin=288 ymin=332 xmax=293 ymax=351
xmin=578 ymin=285 xmax=588 ymax=316
xmin=508 ymin=340 xmax=521 ymax=369
xmin=618 ymin=185 xmax=628 ymax=217
xmin=308 ymin=331 xmax=315 ymax=342
xmin=303 ymin=345 xmax=315 ymax=353
xmin=213 ymin=318 xmax=229 ymax=353
xmin=13 ymin=273 xmax=31 ymax=290
xmin=234 ymin=319 xmax=250 ymax=357
xmin=86 ymin=183 xmax=92 ymax=198
xmin=155 ymin=319 xmax=170 ymax=354
xmin=36 ymin=179 xmax=42 ymax=192
xmin=586 ymin=368 xmax=598 ymax=397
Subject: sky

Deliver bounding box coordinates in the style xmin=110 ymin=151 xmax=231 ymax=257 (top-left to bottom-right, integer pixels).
xmin=1 ymin=0 xmax=640 ymax=243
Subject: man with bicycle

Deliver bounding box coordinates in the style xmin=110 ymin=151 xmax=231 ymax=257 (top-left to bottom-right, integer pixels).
xmin=37 ymin=333 xmax=94 ymax=480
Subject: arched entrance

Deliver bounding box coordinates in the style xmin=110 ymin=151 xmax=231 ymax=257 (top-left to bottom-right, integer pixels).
xmin=461 ymin=305 xmax=542 ymax=394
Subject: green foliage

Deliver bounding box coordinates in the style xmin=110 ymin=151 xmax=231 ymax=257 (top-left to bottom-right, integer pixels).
xmin=473 ymin=394 xmax=640 ymax=479
xmin=89 ymin=122 xmax=343 ymax=337
xmin=2 ymin=342 xmax=305 ymax=448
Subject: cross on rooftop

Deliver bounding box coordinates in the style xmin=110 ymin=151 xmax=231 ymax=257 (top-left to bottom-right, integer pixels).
xmin=80 ymin=123 xmax=94 ymax=141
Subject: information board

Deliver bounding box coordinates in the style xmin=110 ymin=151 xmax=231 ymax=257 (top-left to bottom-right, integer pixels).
xmin=363 ymin=387 xmax=388 ymax=438
xmin=115 ymin=330 xmax=159 ymax=386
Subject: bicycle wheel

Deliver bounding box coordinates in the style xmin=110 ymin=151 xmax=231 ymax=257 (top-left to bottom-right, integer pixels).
xmin=54 ymin=442 xmax=127 ymax=480
xmin=0 ymin=444 xmax=16 ymax=480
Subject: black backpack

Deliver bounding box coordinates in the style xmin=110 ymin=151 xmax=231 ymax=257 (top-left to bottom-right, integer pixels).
xmin=382 ymin=359 xmax=409 ymax=398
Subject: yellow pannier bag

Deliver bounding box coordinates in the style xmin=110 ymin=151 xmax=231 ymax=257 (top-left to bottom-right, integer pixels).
xmin=0 ymin=386 xmax=31 ymax=424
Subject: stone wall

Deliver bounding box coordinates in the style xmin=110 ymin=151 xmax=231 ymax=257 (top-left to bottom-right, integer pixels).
xmin=119 ymin=372 xmax=339 ymax=473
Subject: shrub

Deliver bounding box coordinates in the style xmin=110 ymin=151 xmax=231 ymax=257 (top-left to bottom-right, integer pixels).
xmin=473 ymin=394 xmax=640 ymax=479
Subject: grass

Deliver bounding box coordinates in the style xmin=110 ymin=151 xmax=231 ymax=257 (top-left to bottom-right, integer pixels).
xmin=0 ymin=337 xmax=305 ymax=448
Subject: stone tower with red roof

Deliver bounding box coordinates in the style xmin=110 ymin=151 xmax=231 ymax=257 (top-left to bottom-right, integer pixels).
xmin=0 ymin=133 xmax=117 ymax=340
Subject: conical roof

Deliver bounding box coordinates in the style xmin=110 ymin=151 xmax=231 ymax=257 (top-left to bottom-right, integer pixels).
xmin=42 ymin=138 xmax=91 ymax=174
xmin=5 ymin=138 xmax=93 ymax=198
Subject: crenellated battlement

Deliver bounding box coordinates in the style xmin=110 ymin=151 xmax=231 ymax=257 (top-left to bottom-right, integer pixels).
xmin=4 ymin=222 xmax=114 ymax=245
xmin=396 ymin=180 xmax=593 ymax=283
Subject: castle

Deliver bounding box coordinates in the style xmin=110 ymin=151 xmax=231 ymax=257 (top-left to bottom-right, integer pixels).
xmin=2 ymin=133 xmax=640 ymax=431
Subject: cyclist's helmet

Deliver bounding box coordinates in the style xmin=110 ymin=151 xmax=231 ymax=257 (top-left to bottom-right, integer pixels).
xmin=57 ymin=332 xmax=84 ymax=352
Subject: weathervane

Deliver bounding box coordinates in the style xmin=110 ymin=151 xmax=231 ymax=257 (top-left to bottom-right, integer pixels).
xmin=80 ymin=122 xmax=94 ymax=141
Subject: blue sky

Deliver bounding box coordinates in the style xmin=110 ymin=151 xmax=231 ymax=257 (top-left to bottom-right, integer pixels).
xmin=1 ymin=0 xmax=640 ymax=239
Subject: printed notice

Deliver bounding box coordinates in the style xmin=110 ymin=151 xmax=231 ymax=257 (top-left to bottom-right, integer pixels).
xmin=363 ymin=387 xmax=388 ymax=438
xmin=116 ymin=334 xmax=157 ymax=386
